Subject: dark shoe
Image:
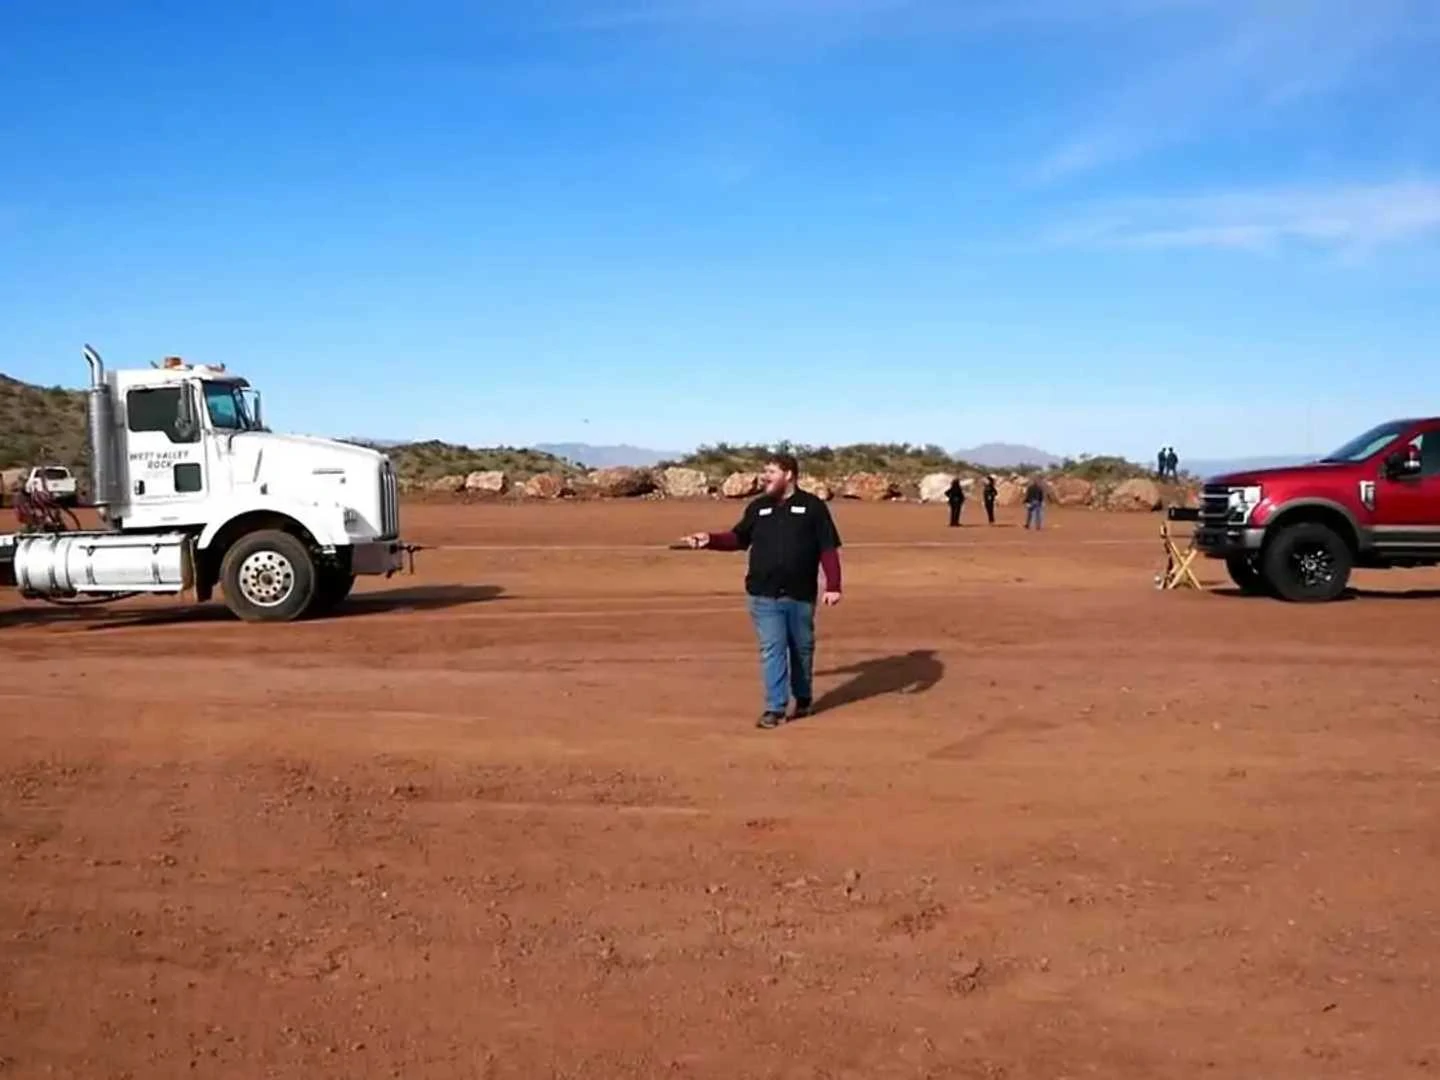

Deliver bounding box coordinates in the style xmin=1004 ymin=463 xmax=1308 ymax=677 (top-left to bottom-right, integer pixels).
xmin=790 ymin=699 xmax=812 ymax=720
xmin=757 ymin=711 xmax=786 ymax=730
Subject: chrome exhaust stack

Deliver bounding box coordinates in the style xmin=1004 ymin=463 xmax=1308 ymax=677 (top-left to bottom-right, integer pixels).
xmin=82 ymin=344 xmax=118 ymax=513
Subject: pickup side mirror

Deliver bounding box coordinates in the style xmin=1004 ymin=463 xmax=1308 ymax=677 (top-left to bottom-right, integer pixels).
xmin=1385 ymin=449 xmax=1422 ymax=479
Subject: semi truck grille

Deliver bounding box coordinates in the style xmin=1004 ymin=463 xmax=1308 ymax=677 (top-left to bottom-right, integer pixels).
xmin=379 ymin=462 xmax=399 ymax=539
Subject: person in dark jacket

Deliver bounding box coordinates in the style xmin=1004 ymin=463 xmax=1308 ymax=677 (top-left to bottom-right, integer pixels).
xmin=1024 ymin=477 xmax=1046 ymax=530
xmin=682 ymin=452 xmax=842 ymax=730
xmin=982 ymin=476 xmax=998 ymax=524
xmin=945 ymin=478 xmax=965 ymax=527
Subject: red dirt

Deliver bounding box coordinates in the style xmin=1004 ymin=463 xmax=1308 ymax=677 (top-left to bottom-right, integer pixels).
xmin=3 ymin=501 xmax=1439 ymax=1079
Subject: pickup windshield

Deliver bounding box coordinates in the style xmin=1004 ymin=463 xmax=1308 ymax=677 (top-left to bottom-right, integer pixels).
xmin=203 ymin=381 xmax=261 ymax=432
xmin=1321 ymin=421 xmax=1409 ymax=463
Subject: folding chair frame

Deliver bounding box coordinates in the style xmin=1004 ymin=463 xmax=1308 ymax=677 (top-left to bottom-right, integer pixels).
xmin=1158 ymin=519 xmax=1204 ymax=591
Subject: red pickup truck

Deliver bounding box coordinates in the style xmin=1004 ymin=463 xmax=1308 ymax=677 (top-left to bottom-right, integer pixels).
xmin=1196 ymin=418 xmax=1440 ymax=602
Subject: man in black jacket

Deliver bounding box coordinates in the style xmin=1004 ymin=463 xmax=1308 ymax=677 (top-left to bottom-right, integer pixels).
xmin=682 ymin=453 xmax=842 ymax=729
xmin=982 ymin=476 xmax=998 ymax=524
xmin=945 ymin=478 xmax=966 ymax=527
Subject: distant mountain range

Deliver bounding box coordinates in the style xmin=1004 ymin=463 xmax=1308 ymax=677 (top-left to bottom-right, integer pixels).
xmin=953 ymin=443 xmax=1061 ymax=468
xmin=534 ymin=443 xmax=679 ymax=468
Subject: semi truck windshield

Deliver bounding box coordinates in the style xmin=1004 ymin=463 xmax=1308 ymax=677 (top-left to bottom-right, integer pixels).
xmin=204 ymin=382 xmax=259 ymax=431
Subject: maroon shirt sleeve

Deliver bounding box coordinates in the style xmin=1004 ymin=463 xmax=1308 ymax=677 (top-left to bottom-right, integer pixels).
xmin=706 ymin=531 xmax=741 ymax=551
xmin=820 ymin=548 xmax=842 ymax=593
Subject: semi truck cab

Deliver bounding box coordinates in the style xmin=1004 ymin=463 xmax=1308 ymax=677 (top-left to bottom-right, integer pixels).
xmin=3 ymin=346 xmax=411 ymax=622
xmin=1196 ymin=417 xmax=1440 ymax=601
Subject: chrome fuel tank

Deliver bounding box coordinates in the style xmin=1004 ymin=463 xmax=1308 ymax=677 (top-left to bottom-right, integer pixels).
xmin=12 ymin=532 xmax=194 ymax=596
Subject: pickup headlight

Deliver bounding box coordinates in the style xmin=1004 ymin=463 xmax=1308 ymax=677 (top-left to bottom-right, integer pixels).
xmin=1227 ymin=486 xmax=1263 ymax=521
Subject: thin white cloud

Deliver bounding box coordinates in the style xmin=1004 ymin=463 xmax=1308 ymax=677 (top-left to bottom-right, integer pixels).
xmin=1051 ymin=180 xmax=1440 ymax=254
xmin=1034 ymin=0 xmax=1435 ymax=183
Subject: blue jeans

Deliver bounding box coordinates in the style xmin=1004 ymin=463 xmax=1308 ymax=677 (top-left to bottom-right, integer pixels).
xmin=746 ymin=595 xmax=816 ymax=714
xmin=1025 ymin=501 xmax=1044 ymax=529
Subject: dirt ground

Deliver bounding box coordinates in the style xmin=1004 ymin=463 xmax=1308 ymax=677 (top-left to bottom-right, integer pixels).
xmin=3 ymin=500 xmax=1439 ymax=1079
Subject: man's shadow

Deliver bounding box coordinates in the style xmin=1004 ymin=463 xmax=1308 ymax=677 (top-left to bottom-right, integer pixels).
xmin=810 ymin=650 xmax=945 ymax=715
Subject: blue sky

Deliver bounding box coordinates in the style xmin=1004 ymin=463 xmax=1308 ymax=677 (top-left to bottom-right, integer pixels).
xmin=2 ymin=0 xmax=1438 ymax=460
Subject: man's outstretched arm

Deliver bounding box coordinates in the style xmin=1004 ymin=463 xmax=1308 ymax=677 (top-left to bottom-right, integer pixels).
xmin=682 ymin=510 xmax=753 ymax=551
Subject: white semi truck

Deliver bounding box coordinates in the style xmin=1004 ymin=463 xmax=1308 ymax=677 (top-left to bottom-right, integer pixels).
xmin=0 ymin=346 xmax=412 ymax=622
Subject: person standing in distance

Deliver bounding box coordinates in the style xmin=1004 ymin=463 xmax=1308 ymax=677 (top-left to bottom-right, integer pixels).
xmin=681 ymin=453 xmax=842 ymax=729
xmin=945 ymin=477 xmax=966 ymax=528
xmin=1023 ymin=476 xmax=1046 ymax=530
xmin=982 ymin=476 xmax=998 ymax=525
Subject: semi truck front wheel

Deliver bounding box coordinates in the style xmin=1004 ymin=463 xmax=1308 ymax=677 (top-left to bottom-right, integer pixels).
xmin=309 ymin=564 xmax=356 ymax=616
xmin=220 ymin=530 xmax=317 ymax=622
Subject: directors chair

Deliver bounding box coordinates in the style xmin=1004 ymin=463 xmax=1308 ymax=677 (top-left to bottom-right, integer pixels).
xmin=1156 ymin=506 xmax=1204 ymax=592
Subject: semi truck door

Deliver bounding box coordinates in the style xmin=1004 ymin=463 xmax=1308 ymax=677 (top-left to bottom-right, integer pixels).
xmin=122 ymin=382 xmax=207 ymax=518
xmin=1374 ymin=429 xmax=1440 ymax=552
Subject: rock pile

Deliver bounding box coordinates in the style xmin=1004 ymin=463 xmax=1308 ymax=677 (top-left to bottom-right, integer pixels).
xmin=842 ymin=472 xmax=899 ymax=501
xmin=401 ymin=462 xmax=1198 ymax=511
xmin=918 ymin=473 xmax=973 ymax=503
xmin=523 ymin=473 xmax=568 ymax=499
xmin=589 ymin=467 xmax=655 ymax=498
xmin=463 ymin=471 xmax=508 ymax=496
xmin=660 ymin=468 xmax=710 ymax=499
xmin=721 ymin=472 xmax=761 ymax=499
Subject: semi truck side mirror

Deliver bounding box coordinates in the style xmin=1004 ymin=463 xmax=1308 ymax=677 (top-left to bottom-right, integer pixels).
xmin=174 ymin=384 xmax=198 ymax=441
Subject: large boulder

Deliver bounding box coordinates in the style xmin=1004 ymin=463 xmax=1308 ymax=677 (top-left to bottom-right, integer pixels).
xmin=426 ymin=474 xmax=467 ymax=494
xmin=0 ymin=468 xmax=24 ymax=495
xmin=721 ymin=472 xmax=762 ymax=499
xmin=590 ymin=467 xmax=655 ymax=498
xmin=1107 ymin=477 xmax=1162 ymax=512
xmin=798 ymin=476 xmax=834 ymax=501
xmin=918 ymin=473 xmax=973 ymax=504
xmin=1047 ymin=476 xmax=1096 ymax=507
xmin=463 ymin=470 xmax=508 ymax=496
xmin=1160 ymin=481 xmax=1201 ymax=508
xmin=522 ymin=473 xmax=569 ymax=499
xmin=842 ymin=472 xmax=900 ymax=501
xmin=990 ymin=478 xmax=1024 ymax=508
xmin=660 ymin=467 xmax=710 ymax=499
xmin=998 ymin=477 xmax=1050 ymax=508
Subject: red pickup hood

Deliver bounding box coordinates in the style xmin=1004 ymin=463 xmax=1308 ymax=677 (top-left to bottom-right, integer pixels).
xmin=1206 ymin=461 xmax=1355 ymax=487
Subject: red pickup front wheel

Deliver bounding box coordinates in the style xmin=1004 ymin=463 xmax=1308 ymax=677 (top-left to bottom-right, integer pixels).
xmin=1225 ymin=555 xmax=1269 ymax=595
xmin=1262 ymin=522 xmax=1352 ymax=603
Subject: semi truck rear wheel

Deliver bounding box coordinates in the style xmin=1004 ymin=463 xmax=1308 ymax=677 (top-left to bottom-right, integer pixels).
xmin=1262 ymin=522 xmax=1351 ymax=603
xmin=220 ymin=530 xmax=317 ymax=622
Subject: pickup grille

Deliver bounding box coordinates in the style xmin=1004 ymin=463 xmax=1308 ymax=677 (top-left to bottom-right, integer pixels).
xmin=1201 ymin=484 xmax=1232 ymax=528
xmin=379 ymin=462 xmax=399 ymax=539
